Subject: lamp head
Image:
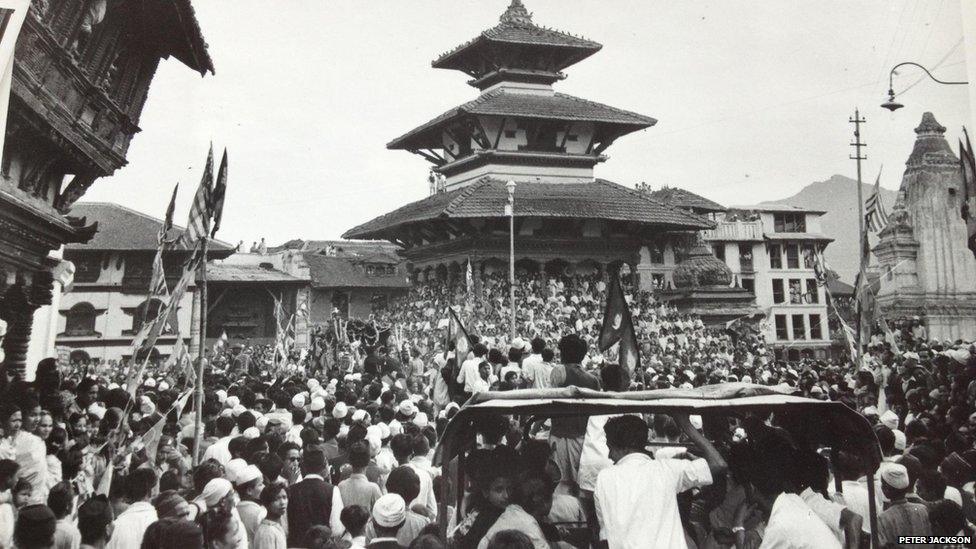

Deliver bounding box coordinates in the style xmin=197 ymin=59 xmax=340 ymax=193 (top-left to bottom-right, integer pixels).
xmin=506 ymin=180 xmax=516 ymax=196
xmin=881 ymin=88 xmax=903 ymax=112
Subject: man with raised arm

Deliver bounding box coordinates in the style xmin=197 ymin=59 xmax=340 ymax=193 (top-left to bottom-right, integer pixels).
xmin=594 ymin=413 xmax=727 ymax=549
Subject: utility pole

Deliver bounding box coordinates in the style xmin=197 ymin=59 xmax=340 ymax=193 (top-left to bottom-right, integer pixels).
xmin=849 ymin=107 xmax=879 ymax=549
xmin=850 ymin=109 xmax=867 ymax=245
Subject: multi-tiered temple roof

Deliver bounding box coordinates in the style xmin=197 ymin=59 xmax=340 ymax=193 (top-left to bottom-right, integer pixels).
xmin=345 ymin=1 xmax=713 ymax=267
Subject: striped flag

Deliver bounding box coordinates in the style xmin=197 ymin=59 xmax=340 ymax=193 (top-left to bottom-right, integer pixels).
xmin=865 ymin=167 xmax=889 ymax=232
xmin=180 ymin=146 xmax=214 ymax=247
xmin=210 ymin=149 xmax=228 ymax=238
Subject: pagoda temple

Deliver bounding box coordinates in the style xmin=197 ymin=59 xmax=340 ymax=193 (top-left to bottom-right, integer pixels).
xmin=873 ymin=112 xmax=976 ymax=340
xmin=345 ymin=0 xmax=715 ymax=287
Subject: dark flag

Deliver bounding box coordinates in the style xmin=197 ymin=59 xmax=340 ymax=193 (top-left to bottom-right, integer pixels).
xmin=599 ymin=267 xmax=640 ymax=375
xmin=959 ymin=128 xmax=976 ymax=258
xmin=210 ymin=149 xmax=228 ymax=237
xmin=180 ymin=146 xmax=214 ymax=247
xmin=160 ymin=182 xmax=179 ymax=245
xmin=448 ymin=306 xmax=473 ymax=357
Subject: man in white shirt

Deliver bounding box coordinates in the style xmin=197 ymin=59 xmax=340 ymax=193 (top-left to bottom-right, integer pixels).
xmin=594 ymin=413 xmax=726 ymax=549
xmin=457 ymin=343 xmax=490 ymax=398
xmin=106 ymin=468 xmax=159 ymax=549
xmin=730 ymin=433 xmax=840 ymax=549
xmin=521 ymin=338 xmax=548 ymax=388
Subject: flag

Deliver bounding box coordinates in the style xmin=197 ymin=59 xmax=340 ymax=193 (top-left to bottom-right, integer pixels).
xmin=213 ymin=330 xmax=228 ymax=354
xmin=448 ymin=307 xmax=472 ymax=357
xmin=210 ymin=149 xmax=228 ymax=237
xmin=959 ymin=129 xmax=976 ymax=258
xmin=865 ymin=167 xmax=889 ymax=232
xmin=598 ymin=266 xmax=640 ymax=375
xmin=141 ymin=415 xmax=166 ymax=464
xmin=296 ymin=297 xmax=309 ymax=320
xmin=0 ymin=1 xmax=29 ymax=159
xmin=813 ymin=249 xmax=830 ymax=286
xmin=465 ymin=258 xmax=473 ymax=294
xmin=180 ymin=146 xmax=214 ymax=247
xmin=160 ymin=183 xmax=179 ymax=245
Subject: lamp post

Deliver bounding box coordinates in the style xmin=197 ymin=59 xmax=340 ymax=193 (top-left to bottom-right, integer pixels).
xmin=506 ymin=180 xmax=516 ymax=341
xmin=881 ymin=61 xmax=969 ymax=112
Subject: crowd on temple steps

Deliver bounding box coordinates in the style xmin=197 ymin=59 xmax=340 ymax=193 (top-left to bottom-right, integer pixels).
xmin=0 ymin=269 xmax=973 ymax=549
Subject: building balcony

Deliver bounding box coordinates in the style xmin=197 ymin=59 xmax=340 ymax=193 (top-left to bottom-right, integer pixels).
xmin=702 ymin=221 xmax=764 ymax=242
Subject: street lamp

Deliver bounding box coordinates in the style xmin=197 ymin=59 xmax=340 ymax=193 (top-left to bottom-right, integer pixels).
xmin=506 ymin=180 xmax=516 ymax=341
xmin=881 ymin=61 xmax=969 ymax=112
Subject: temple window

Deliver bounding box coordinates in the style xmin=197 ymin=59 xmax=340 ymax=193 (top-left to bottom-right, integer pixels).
xmin=71 ymin=254 xmax=102 ymax=283
xmin=65 ymin=303 xmax=97 ymax=336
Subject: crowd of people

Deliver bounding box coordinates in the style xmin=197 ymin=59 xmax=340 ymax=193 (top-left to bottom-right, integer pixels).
xmin=0 ymin=268 xmax=974 ymax=548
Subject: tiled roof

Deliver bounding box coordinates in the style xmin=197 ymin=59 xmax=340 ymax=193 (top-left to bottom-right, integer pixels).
xmin=303 ymin=253 xmax=411 ymax=289
xmin=343 ymin=178 xmax=714 ymax=239
xmin=432 ymin=18 xmax=601 ymax=70
xmin=647 ymin=187 xmax=726 ymax=213
xmin=388 ymin=89 xmax=656 ymax=149
xmin=67 ymin=202 xmax=235 ymax=255
xmin=206 ymin=263 xmax=306 ymax=284
xmin=272 ymin=239 xmax=401 ymax=258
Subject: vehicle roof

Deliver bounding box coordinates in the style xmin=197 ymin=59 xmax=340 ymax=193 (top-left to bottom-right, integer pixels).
xmin=434 ymin=383 xmax=881 ymax=467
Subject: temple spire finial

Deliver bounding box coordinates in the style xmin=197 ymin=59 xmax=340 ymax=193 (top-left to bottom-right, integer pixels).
xmin=500 ymin=0 xmax=533 ymax=25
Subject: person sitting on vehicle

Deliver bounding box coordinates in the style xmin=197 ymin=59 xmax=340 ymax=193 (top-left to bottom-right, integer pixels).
xmin=733 ymin=433 xmax=840 ymax=549
xmin=477 ymin=472 xmax=554 ymax=549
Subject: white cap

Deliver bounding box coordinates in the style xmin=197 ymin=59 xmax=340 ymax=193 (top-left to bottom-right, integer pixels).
xmin=398 ymin=400 xmax=417 ymax=417
xmin=880 ymin=410 xmax=899 ymax=430
xmin=351 ymin=409 xmax=368 ymax=423
xmin=332 ymin=402 xmax=348 ymax=419
xmin=144 ymin=378 xmax=157 ymax=388
xmin=880 ymin=462 xmax=909 ymax=490
xmin=377 ymin=422 xmax=391 ymax=440
xmin=232 ymin=404 xmax=246 ymax=417
xmin=310 ymin=397 xmax=326 ymax=412
xmin=215 ymin=390 xmax=228 ymax=403
xmin=412 ymin=412 xmax=429 ymax=428
xmin=237 ymin=464 xmax=262 ymax=486
xmin=225 ymin=459 xmax=247 ymax=483
xmin=291 ymin=393 xmax=307 ymax=408
xmin=307 ymin=379 xmax=321 ymax=390
xmin=372 ymin=494 xmax=406 ymax=528
xmin=225 ymin=396 xmax=240 ymax=409
xmin=242 ymin=427 xmax=260 ymax=439
xmin=158 ymin=381 xmax=171 ymax=392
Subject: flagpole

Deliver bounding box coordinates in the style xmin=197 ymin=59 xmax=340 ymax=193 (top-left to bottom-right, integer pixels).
xmin=506 ymin=180 xmax=516 ymax=341
xmin=192 ymin=235 xmax=208 ymax=468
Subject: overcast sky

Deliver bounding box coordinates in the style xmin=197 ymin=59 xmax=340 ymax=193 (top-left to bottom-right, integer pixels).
xmin=80 ymin=0 xmax=973 ymax=247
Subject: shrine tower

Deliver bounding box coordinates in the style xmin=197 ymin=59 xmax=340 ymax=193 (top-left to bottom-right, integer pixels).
xmin=874 ymin=112 xmax=976 ymax=340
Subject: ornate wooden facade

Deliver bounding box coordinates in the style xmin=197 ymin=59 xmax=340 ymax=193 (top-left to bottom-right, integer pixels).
xmin=0 ymin=0 xmax=213 ymax=377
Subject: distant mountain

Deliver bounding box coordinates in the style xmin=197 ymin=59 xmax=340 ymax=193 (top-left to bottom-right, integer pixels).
xmin=762 ymin=174 xmax=897 ymax=283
